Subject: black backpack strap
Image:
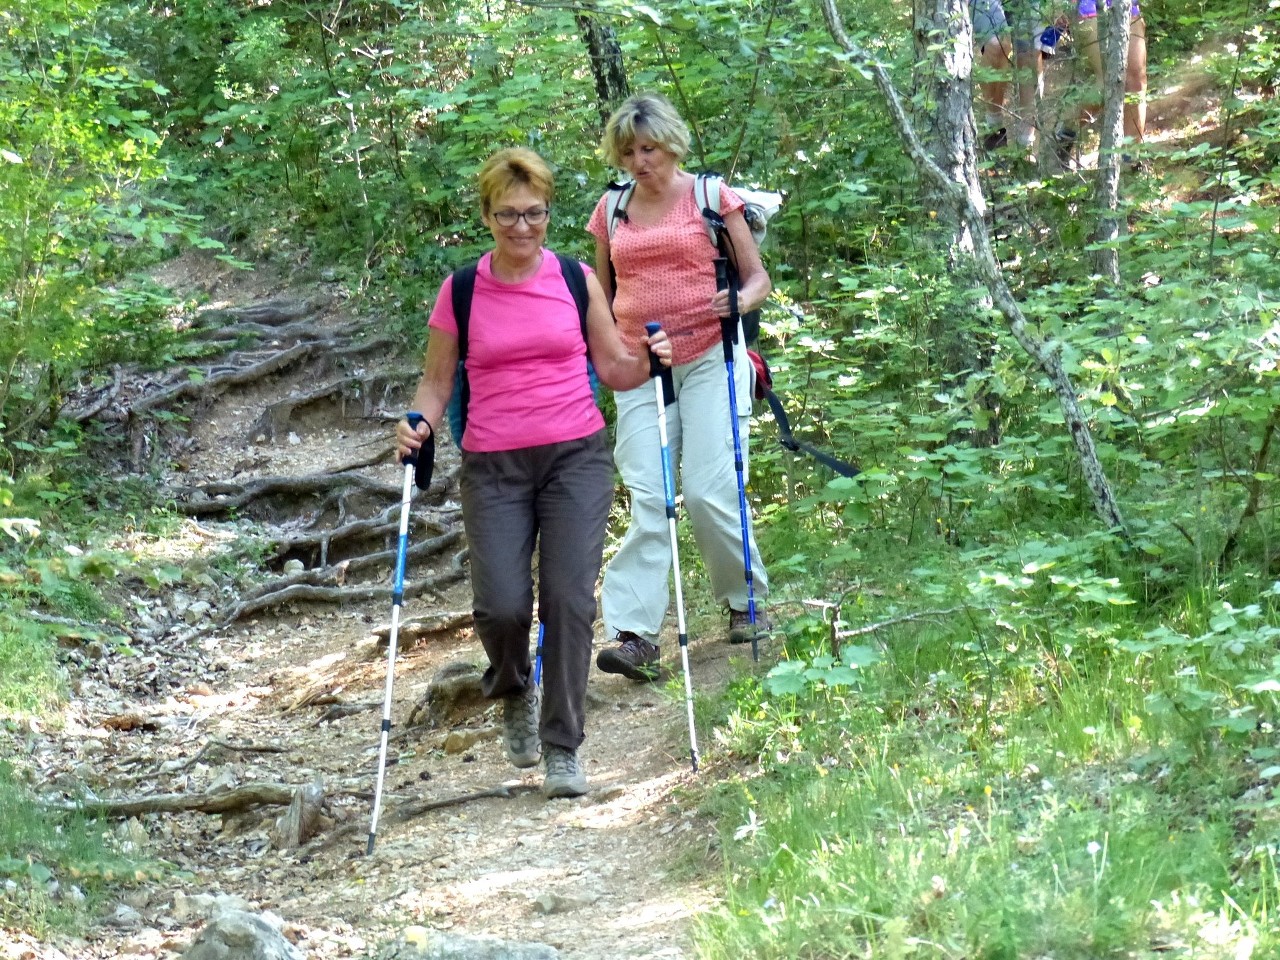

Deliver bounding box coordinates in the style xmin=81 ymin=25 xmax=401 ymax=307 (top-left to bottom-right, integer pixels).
xmin=553 ymin=253 xmax=590 ymax=340
xmin=762 ymin=387 xmax=860 ymax=479
xmin=450 ymin=262 xmax=478 ymax=361
xmin=449 ymin=262 xmax=478 ymax=440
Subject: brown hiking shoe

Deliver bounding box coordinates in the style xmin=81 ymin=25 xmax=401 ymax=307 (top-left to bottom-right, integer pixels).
xmin=728 ymin=608 xmax=772 ymax=645
xmin=596 ymin=631 xmax=660 ymax=683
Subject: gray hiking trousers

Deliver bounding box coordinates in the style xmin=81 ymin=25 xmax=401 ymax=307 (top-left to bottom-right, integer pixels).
xmin=460 ymin=429 xmax=613 ymax=750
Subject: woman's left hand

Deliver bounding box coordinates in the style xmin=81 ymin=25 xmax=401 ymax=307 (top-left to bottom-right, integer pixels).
xmin=645 ymin=327 xmax=673 ymax=367
xmin=711 ymin=289 xmax=739 ymax=318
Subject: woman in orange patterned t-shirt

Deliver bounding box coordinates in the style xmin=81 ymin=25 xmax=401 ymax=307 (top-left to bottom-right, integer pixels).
xmin=587 ymin=92 xmax=772 ymax=683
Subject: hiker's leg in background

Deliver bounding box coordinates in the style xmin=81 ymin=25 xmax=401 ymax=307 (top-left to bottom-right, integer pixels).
xmin=460 ymin=449 xmax=536 ymax=698
xmin=535 ymin=430 xmax=612 ymax=750
xmin=601 ymin=383 xmax=675 ymax=641
xmin=1006 ymin=0 xmax=1046 ymax=147
xmin=1075 ymin=13 xmax=1103 ymax=126
xmin=971 ymin=0 xmax=1013 ymax=140
xmin=1126 ymin=14 xmax=1147 ymax=142
xmin=677 ymin=342 xmax=769 ymax=611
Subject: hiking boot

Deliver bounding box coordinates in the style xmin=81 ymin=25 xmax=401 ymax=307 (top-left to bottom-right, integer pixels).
xmin=502 ymin=685 xmax=541 ymax=769
xmin=542 ymin=744 xmax=588 ymax=799
xmin=595 ymin=631 xmax=660 ymax=683
xmin=728 ymin=607 xmax=772 ymax=645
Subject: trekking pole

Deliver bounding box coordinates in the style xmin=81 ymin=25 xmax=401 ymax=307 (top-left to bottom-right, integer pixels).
xmin=645 ymin=322 xmax=700 ymax=773
xmin=367 ymin=411 xmax=426 ymax=855
xmin=533 ymin=621 xmax=545 ymax=686
xmin=714 ymin=258 xmax=761 ymax=663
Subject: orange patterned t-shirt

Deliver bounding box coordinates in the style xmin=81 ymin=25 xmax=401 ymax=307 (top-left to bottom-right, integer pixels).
xmin=587 ymin=182 xmax=745 ymax=367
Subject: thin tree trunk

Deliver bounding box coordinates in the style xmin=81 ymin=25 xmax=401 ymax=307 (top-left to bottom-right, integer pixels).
xmin=575 ymin=4 xmax=629 ymax=127
xmin=1091 ymin=1 xmax=1132 ymax=284
xmin=819 ymin=0 xmax=1127 ymax=535
xmin=912 ymin=0 xmax=1001 ymax=445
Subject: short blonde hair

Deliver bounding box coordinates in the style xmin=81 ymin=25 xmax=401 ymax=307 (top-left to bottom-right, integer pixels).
xmin=601 ymin=93 xmax=691 ymax=167
xmin=477 ymin=148 xmax=554 ymax=215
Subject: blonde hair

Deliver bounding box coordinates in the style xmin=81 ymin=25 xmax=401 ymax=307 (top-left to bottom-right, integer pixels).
xmin=477 ymin=148 xmax=554 ymax=215
xmin=601 ymin=93 xmax=691 ymax=167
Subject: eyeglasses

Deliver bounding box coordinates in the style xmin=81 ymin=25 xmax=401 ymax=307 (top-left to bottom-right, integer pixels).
xmin=491 ymin=207 xmax=550 ymax=227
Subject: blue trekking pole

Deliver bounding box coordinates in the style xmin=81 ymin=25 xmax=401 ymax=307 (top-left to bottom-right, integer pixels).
xmin=367 ymin=411 xmax=432 ymax=855
xmin=714 ymin=258 xmax=761 ymax=663
xmin=533 ymin=621 xmax=545 ymax=686
xmin=645 ymin=322 xmax=700 ymax=773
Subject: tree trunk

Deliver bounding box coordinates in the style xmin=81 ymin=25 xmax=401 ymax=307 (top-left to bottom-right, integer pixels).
xmin=1091 ymin=1 xmax=1132 ymax=284
xmin=575 ymin=4 xmax=629 ymax=127
xmin=912 ymin=0 xmax=1001 ymax=445
xmin=819 ymin=0 xmax=1128 ymax=536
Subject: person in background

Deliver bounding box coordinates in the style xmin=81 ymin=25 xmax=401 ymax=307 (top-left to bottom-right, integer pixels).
xmin=587 ymin=92 xmax=772 ymax=684
xmin=396 ymin=147 xmax=671 ymax=796
xmin=1055 ymin=0 xmax=1147 ymax=161
xmin=972 ymin=0 xmax=1070 ymax=152
xmin=998 ymin=0 xmax=1062 ymax=150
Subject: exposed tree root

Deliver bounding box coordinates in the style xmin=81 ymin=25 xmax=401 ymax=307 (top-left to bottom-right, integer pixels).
xmin=133 ymin=342 xmax=328 ymax=416
xmin=191 ymin=298 xmax=328 ymax=330
xmin=173 ymin=471 xmax=403 ymax=517
xmin=222 ymin=541 xmax=467 ymax=624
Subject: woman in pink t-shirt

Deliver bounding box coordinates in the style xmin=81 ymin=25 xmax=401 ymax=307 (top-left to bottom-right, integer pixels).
xmin=396 ymin=148 xmax=669 ymax=798
xmin=587 ymin=93 xmax=773 ymax=683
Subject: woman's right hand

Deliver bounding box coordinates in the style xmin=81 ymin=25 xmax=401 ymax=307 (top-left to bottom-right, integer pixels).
xmin=395 ymin=418 xmax=430 ymax=461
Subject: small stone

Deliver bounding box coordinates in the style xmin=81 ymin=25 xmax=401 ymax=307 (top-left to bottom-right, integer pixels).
xmin=283 ymin=559 xmax=305 ymax=575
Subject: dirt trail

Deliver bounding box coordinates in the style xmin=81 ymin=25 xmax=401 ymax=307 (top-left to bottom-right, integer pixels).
xmin=18 ymin=253 xmax=765 ymax=960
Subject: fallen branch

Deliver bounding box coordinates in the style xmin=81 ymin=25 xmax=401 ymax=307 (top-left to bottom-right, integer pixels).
xmin=166 ymin=738 xmax=290 ymax=774
xmin=46 ymin=782 xmax=303 ymax=817
xmin=309 ymin=783 xmax=538 ymax=853
xmin=834 ymin=606 xmax=969 ymax=640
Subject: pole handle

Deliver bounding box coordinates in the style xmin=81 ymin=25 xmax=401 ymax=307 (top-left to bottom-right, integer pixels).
xmin=644 ymin=323 xmax=675 ymax=406
xmin=714 ymin=258 xmax=739 ymax=360
xmin=403 ymin=412 xmax=424 ymax=466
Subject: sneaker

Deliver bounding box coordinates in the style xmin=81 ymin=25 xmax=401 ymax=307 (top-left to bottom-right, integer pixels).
xmin=1054 ymin=127 xmax=1077 ymax=168
xmin=981 ymin=127 xmax=1008 ymax=152
xmin=542 ymin=744 xmax=588 ymax=799
xmin=502 ymin=685 xmax=541 ymax=769
xmin=596 ymin=631 xmax=660 ymax=683
xmin=728 ymin=608 xmax=773 ymax=645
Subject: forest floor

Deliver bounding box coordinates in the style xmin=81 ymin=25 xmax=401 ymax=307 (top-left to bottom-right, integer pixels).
xmin=6 ymin=251 xmax=771 ymax=960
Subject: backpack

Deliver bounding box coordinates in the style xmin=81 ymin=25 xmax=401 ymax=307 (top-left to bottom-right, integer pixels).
xmin=604 ymin=173 xmax=781 ymax=346
xmin=605 ymin=175 xmax=859 ymax=479
xmin=444 ymin=252 xmax=596 ymax=448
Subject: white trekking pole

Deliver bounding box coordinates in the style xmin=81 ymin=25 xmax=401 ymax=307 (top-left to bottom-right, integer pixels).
xmin=645 ymin=322 xmax=700 ymax=773
xmin=367 ymin=411 xmax=433 ymax=854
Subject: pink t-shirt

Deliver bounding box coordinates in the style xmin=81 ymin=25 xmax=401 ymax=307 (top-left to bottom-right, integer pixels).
xmin=428 ymin=251 xmax=604 ymax=453
xmin=587 ymin=182 xmax=745 ymax=366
